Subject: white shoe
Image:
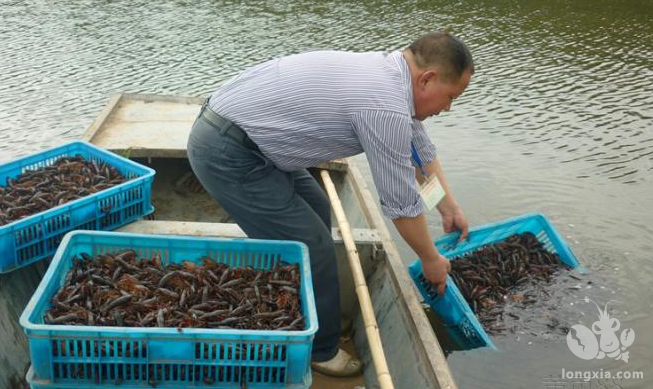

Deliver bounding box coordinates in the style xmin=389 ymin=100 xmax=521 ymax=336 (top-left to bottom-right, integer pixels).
xmin=311 ymin=348 xmax=363 ymax=377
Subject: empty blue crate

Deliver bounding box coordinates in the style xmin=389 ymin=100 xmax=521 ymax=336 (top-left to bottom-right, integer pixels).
xmin=408 ymin=212 xmax=584 ymax=350
xmin=20 ymin=231 xmax=318 ymax=389
xmin=0 ymin=141 xmax=155 ymax=273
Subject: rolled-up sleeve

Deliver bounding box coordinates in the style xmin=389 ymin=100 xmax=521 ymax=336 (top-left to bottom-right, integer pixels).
xmin=350 ymin=110 xmax=424 ymax=219
xmin=410 ymin=119 xmax=437 ymax=166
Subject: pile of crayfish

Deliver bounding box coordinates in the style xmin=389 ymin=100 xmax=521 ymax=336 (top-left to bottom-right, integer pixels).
xmin=0 ymin=155 xmax=126 ymax=226
xmin=45 ymin=250 xmax=304 ymax=331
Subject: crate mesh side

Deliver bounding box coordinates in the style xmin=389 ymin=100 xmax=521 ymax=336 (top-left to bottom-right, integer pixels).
xmin=99 ymin=198 xmax=121 ymax=229
xmin=200 ymin=251 xmax=281 ymax=269
xmin=52 ymin=339 xmax=149 ymax=359
xmin=45 ymin=213 xmax=71 ymax=234
xmin=415 ymin=274 xmax=439 ymax=304
xmin=45 ymin=214 xmax=72 ymax=252
xmin=53 ymin=362 xmax=151 ymax=383
xmin=15 ymin=224 xmax=45 ymax=264
xmin=536 ymin=230 xmax=556 ymax=252
xmin=51 ymin=339 xmax=149 ymax=382
xmin=150 ymin=363 xmax=194 ymax=382
xmin=21 ymin=152 xmax=69 ymax=174
xmin=96 ymin=185 xmax=146 ymax=230
xmin=124 ymin=187 xmax=144 ymax=221
xmin=446 ymin=320 xmax=485 ymax=349
xmin=194 ymin=341 xmax=287 ymax=385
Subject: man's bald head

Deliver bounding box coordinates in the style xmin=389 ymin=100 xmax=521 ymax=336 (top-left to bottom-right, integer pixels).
xmin=407 ymin=32 xmax=474 ymax=82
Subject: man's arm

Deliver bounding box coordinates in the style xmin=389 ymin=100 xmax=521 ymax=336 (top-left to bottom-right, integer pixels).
xmin=349 ymin=111 xmax=451 ymax=293
xmin=415 ymin=156 xmax=469 ymax=241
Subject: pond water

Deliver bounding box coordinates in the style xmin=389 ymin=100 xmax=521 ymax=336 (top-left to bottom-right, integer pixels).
xmin=1 ymin=0 xmax=651 ymax=387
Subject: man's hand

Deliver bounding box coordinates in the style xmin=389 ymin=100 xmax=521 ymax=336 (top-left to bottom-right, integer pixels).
xmin=422 ymin=253 xmax=451 ymax=296
xmin=439 ymin=203 xmax=469 ymax=242
xmin=391 ymin=213 xmax=452 ymax=296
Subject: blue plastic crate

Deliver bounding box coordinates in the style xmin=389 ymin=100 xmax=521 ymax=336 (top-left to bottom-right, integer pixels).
xmin=0 ymin=141 xmax=155 ymax=273
xmin=408 ymin=212 xmax=585 ymax=350
xmin=20 ymin=231 xmax=318 ymax=389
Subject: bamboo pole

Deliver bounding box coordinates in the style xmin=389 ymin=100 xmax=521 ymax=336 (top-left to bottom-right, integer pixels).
xmin=319 ymin=169 xmax=395 ymax=389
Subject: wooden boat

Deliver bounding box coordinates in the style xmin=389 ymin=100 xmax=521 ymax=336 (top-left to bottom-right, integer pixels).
xmin=0 ymin=93 xmax=457 ymax=389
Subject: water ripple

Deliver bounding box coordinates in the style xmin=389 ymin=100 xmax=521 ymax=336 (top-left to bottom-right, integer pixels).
xmin=0 ymin=4 xmax=652 ymax=387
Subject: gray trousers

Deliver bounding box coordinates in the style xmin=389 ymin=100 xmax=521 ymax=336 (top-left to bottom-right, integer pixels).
xmin=187 ymin=111 xmax=341 ymax=362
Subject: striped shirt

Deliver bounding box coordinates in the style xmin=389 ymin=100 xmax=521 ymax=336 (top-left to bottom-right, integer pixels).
xmin=209 ymin=50 xmax=437 ymax=219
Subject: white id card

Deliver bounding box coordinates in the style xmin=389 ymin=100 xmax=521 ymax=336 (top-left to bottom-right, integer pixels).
xmin=419 ymin=175 xmax=446 ymax=211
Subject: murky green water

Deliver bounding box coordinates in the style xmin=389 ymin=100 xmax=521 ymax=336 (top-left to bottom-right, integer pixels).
xmin=1 ymin=0 xmax=652 ymax=387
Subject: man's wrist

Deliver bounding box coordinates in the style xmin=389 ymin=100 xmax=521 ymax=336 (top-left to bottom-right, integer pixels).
xmin=420 ymin=251 xmax=443 ymax=263
xmin=437 ymin=196 xmax=460 ymax=215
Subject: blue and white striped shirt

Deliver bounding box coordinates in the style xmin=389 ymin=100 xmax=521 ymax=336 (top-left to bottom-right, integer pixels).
xmin=209 ymin=50 xmax=437 ymax=219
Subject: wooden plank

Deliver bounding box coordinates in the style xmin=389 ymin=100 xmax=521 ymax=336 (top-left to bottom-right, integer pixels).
xmin=314 ymin=159 xmax=349 ymax=172
xmin=85 ymin=93 xmax=352 ymax=171
xmin=344 ymin=169 xmax=376 ymax=227
xmin=119 ymin=93 xmax=204 ymax=105
xmin=86 ymin=96 xmax=202 ymax=158
xmin=117 ymin=220 xmax=380 ymax=245
xmin=81 ymin=93 xmax=123 ymax=142
xmin=0 ymin=261 xmax=49 ymax=389
xmin=356 ymin=263 xmax=435 ymax=389
xmin=347 ymin=163 xmax=458 ymax=389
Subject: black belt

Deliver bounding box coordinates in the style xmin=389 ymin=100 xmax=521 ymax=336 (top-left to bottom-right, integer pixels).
xmin=199 ymin=99 xmax=259 ymax=151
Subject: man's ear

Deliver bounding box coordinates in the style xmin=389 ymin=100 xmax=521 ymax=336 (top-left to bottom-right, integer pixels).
xmin=419 ymin=70 xmax=439 ymax=89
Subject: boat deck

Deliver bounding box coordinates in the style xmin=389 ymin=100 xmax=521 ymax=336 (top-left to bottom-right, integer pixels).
xmin=83 ymin=93 xmax=458 ymax=389
xmin=81 ymin=93 xmax=349 ymax=173
xmin=82 ymin=94 xmax=202 ymax=158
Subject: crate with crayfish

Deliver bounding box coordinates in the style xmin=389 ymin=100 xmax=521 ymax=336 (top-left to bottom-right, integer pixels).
xmin=408 ymin=213 xmax=584 ymax=350
xmin=0 ymin=141 xmax=155 ymax=273
xmin=20 ymin=231 xmax=318 ymax=389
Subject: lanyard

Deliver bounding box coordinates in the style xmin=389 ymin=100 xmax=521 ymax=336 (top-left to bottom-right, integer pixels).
xmin=411 ymin=142 xmax=446 ymax=210
xmin=410 ymin=142 xmax=427 ymax=176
